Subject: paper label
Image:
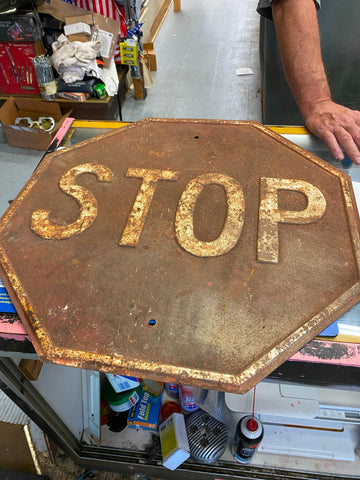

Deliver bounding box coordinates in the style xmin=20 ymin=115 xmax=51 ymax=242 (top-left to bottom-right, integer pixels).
xmin=160 ymin=416 xmax=177 ymax=458
xmin=97 ymin=29 xmax=113 ymax=58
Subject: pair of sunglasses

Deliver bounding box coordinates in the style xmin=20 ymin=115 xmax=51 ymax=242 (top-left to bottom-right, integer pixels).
xmin=15 ymin=116 xmax=56 ymax=132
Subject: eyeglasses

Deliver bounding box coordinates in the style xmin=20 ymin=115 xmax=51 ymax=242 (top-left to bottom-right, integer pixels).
xmin=15 ymin=116 xmax=56 ymax=132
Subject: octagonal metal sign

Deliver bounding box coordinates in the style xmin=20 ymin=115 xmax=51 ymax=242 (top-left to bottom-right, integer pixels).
xmin=1 ymin=118 xmax=360 ymax=393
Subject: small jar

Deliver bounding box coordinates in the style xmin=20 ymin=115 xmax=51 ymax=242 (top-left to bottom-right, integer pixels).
xmin=179 ymin=384 xmax=199 ymax=413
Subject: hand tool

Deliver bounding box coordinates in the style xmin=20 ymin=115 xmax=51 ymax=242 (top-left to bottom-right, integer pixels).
xmin=0 ymin=63 xmax=9 ymax=84
xmin=5 ymin=45 xmax=18 ymax=83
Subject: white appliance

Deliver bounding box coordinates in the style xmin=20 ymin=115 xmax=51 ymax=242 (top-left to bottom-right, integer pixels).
xmin=225 ymin=381 xmax=360 ymax=461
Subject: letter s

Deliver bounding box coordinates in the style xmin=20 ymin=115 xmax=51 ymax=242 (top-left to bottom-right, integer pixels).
xmin=31 ymin=163 xmax=113 ymax=240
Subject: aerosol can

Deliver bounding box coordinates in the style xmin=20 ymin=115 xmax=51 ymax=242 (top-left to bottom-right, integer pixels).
xmin=232 ymin=415 xmax=263 ymax=463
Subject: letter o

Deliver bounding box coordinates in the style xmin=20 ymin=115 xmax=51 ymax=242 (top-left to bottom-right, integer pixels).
xmin=175 ymin=173 xmax=245 ymax=257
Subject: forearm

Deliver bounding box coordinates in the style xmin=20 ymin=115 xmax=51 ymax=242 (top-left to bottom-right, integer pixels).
xmin=271 ymin=0 xmax=331 ymax=119
xmin=270 ymin=0 xmax=360 ymax=164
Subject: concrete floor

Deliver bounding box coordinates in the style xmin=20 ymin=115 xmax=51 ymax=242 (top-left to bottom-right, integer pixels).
xmin=122 ymin=0 xmax=262 ymax=123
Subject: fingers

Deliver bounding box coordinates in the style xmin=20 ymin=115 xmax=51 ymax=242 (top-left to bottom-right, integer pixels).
xmin=321 ymin=130 xmax=345 ymax=161
xmin=305 ymin=103 xmax=360 ymax=165
xmin=334 ymin=127 xmax=360 ymax=165
xmin=322 ymin=127 xmax=360 ymax=165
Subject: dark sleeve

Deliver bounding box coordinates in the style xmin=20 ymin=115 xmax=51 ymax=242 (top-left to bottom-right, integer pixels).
xmin=257 ymin=0 xmax=321 ymax=20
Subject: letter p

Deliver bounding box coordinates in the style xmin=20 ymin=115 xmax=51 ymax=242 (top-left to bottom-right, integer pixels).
xmin=257 ymin=177 xmax=326 ymax=264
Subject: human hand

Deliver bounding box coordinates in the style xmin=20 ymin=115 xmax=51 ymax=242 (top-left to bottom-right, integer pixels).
xmin=303 ymin=100 xmax=360 ymax=165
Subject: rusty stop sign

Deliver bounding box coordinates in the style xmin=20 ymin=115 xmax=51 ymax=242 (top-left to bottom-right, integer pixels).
xmin=0 ymin=118 xmax=360 ymax=393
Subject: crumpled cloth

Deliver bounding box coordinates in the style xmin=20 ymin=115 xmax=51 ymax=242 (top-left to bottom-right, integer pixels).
xmin=51 ymin=34 xmax=101 ymax=83
xmin=51 ymin=34 xmax=119 ymax=96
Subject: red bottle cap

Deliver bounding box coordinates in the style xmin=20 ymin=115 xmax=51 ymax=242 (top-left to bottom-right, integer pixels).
xmin=247 ymin=418 xmax=258 ymax=431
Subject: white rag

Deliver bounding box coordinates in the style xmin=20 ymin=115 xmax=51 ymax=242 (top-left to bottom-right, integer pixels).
xmin=51 ymin=34 xmax=119 ymax=96
xmin=51 ymin=34 xmax=102 ymax=83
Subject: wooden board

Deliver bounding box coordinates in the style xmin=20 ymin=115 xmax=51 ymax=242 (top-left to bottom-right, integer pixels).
xmin=141 ymin=0 xmax=174 ymax=43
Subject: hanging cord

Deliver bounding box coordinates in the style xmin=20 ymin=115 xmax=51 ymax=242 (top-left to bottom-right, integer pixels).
xmin=245 ymin=385 xmax=258 ymax=432
xmin=251 ymin=385 xmax=256 ymax=420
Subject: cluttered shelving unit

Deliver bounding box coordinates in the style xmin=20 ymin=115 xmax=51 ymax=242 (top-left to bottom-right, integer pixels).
xmin=0 ymin=0 xmax=180 ymax=122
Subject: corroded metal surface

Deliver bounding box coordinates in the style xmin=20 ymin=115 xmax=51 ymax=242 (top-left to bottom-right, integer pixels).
xmin=0 ymin=118 xmax=360 ymax=394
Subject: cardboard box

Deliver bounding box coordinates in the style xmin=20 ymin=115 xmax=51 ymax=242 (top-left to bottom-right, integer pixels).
xmin=65 ymin=14 xmax=95 ymax=43
xmin=0 ymin=97 xmax=72 ymax=150
xmin=119 ymin=38 xmax=138 ymax=66
xmin=65 ymin=13 xmax=115 ymax=61
xmin=57 ymin=91 xmax=90 ymax=102
xmin=159 ymin=413 xmax=190 ymax=470
xmin=64 ymin=22 xmax=91 ymax=37
xmin=66 ymin=14 xmax=95 ymax=26
xmin=127 ymin=387 xmax=162 ymax=431
xmin=38 ymin=0 xmax=120 ymax=68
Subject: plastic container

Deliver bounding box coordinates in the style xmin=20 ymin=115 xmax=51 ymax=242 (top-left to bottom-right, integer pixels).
xmin=105 ymin=373 xmax=140 ymax=393
xmin=179 ymin=384 xmax=199 ymax=413
xmin=142 ymin=379 xmax=164 ymax=397
xmin=164 ymin=382 xmax=179 ymax=398
xmin=101 ymin=377 xmax=142 ymax=412
xmin=160 ymin=401 xmax=182 ymax=422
